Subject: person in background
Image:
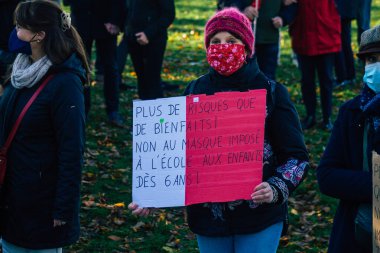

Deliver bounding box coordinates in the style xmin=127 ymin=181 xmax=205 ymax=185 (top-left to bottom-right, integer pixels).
xmin=125 ymin=0 xmax=175 ymax=100
xmin=0 ymin=0 xmax=87 ymax=252
xmin=317 ymin=25 xmax=380 ymax=253
xmin=0 ymin=0 xmax=21 ymax=84
xmin=356 ymin=0 xmax=372 ymax=45
xmin=290 ymin=0 xmax=341 ymax=131
xmin=217 ymin=0 xmax=245 ymax=10
xmin=63 ymin=0 xmax=125 ymax=127
xmin=334 ymin=0 xmax=359 ymax=88
xmin=129 ymin=8 xmax=309 ymax=253
xmin=216 ymin=0 xmax=298 ymax=80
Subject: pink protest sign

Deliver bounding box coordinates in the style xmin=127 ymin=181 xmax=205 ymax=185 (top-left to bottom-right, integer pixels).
xmin=132 ymin=90 xmax=267 ymax=207
xmin=185 ymin=89 xmax=266 ymax=205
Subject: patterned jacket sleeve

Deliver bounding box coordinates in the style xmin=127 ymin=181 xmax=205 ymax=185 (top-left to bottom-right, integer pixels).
xmin=266 ymin=83 xmax=309 ymax=204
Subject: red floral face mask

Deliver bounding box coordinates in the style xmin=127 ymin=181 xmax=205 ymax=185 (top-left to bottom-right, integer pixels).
xmin=206 ymin=44 xmax=246 ymax=76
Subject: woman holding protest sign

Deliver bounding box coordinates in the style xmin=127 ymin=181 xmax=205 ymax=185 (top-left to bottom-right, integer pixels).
xmin=317 ymin=25 xmax=380 ymax=253
xmin=129 ymin=7 xmax=309 ymax=252
xmin=0 ymin=0 xmax=88 ymax=252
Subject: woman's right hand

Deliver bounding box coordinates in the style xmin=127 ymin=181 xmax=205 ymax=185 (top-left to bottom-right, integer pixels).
xmin=128 ymin=202 xmax=152 ymax=217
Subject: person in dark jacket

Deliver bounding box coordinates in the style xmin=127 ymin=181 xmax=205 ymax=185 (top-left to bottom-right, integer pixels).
xmin=125 ymin=0 xmax=175 ymax=100
xmin=0 ymin=0 xmax=21 ymax=84
xmin=129 ymin=8 xmax=309 ymax=253
xmin=0 ymin=1 xmax=88 ymax=251
xmin=217 ymin=0 xmax=246 ymax=10
xmin=334 ymin=0 xmax=359 ymax=87
xmin=63 ymin=0 xmax=125 ymax=127
xmin=356 ymin=0 xmax=372 ymax=45
xmin=290 ymin=0 xmax=341 ymax=131
xmin=317 ymin=25 xmax=380 ymax=253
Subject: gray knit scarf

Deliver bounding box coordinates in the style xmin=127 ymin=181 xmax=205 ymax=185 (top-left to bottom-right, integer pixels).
xmin=11 ymin=54 xmax=52 ymax=89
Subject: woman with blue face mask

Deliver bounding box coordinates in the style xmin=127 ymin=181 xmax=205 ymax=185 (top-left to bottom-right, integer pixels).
xmin=317 ymin=25 xmax=380 ymax=253
xmin=0 ymin=1 xmax=89 ymax=252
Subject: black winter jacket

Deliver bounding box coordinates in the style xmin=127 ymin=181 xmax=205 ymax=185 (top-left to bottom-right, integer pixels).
xmin=0 ymin=54 xmax=86 ymax=249
xmin=63 ymin=0 xmax=125 ymax=40
xmin=0 ymin=0 xmax=20 ymax=51
xmin=183 ymin=57 xmax=309 ymax=236
xmin=335 ymin=0 xmax=360 ymax=20
xmin=125 ymin=0 xmax=175 ymax=41
xmin=317 ymin=96 xmax=372 ymax=253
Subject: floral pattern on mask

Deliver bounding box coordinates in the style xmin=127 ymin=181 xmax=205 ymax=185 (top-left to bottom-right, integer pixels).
xmin=206 ymin=44 xmax=246 ymax=76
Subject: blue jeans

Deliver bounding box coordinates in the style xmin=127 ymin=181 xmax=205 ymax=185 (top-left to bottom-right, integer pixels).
xmin=2 ymin=240 xmax=62 ymax=253
xmin=196 ymin=222 xmax=283 ymax=253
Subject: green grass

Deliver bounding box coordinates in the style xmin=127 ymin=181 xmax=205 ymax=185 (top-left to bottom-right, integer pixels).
xmin=67 ymin=1 xmax=380 ymax=252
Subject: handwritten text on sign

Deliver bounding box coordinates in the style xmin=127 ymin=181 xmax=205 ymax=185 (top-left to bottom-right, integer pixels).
xmin=133 ymin=97 xmax=187 ymax=208
xmin=185 ymin=90 xmax=266 ymax=205
xmin=132 ymin=90 xmax=267 ymax=207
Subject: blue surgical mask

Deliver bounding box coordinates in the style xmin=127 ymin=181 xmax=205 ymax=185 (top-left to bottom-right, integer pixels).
xmin=8 ymin=28 xmax=32 ymax=55
xmin=363 ymin=62 xmax=380 ymax=93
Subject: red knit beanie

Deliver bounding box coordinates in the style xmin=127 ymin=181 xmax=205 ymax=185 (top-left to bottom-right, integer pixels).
xmin=205 ymin=7 xmax=254 ymax=56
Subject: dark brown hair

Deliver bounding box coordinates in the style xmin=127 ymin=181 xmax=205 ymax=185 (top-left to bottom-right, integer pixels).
xmin=14 ymin=0 xmax=90 ymax=82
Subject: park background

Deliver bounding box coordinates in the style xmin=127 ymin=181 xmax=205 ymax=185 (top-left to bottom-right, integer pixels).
xmin=66 ymin=1 xmax=380 ymax=252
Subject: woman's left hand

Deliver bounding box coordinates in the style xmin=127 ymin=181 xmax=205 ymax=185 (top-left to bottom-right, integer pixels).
xmin=251 ymin=182 xmax=273 ymax=204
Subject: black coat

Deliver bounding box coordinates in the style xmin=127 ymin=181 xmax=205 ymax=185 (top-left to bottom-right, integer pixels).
xmin=63 ymin=0 xmax=125 ymax=40
xmin=0 ymin=54 xmax=86 ymax=249
xmin=217 ymin=0 xmax=248 ymax=10
xmin=125 ymin=0 xmax=175 ymax=41
xmin=183 ymin=57 xmax=309 ymax=236
xmin=335 ymin=0 xmax=360 ymax=20
xmin=0 ymin=0 xmax=20 ymax=51
xmin=317 ymin=96 xmax=371 ymax=253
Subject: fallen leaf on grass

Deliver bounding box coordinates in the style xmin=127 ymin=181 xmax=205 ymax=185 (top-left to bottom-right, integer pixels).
xmin=108 ymin=235 xmax=122 ymax=241
xmin=132 ymin=221 xmax=145 ymax=232
xmin=113 ymin=217 xmax=125 ymax=225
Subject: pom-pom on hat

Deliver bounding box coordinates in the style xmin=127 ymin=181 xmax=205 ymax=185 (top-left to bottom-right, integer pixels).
xmin=205 ymin=7 xmax=254 ymax=56
xmin=357 ymin=25 xmax=380 ymax=60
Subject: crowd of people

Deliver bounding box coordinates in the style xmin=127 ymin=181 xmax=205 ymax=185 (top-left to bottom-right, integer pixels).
xmin=0 ymin=0 xmax=377 ymax=252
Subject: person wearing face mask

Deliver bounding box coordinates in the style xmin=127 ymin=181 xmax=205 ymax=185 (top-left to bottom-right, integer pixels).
xmin=128 ymin=8 xmax=309 ymax=253
xmin=0 ymin=1 xmax=88 ymax=252
xmin=317 ymin=25 xmax=380 ymax=253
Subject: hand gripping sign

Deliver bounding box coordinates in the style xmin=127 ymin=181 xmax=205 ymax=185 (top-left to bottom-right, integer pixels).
xmin=132 ymin=89 xmax=266 ymax=207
